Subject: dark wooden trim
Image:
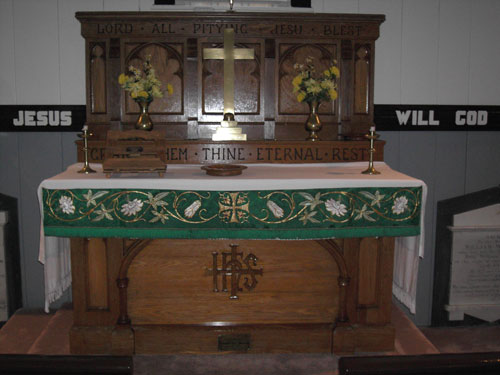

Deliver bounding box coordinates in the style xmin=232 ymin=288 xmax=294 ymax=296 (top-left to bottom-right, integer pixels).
xmin=317 ymin=239 xmax=350 ymax=323
xmin=77 ymin=139 xmax=385 ymax=163
xmin=339 ymin=352 xmax=500 ymax=375
xmin=0 ymin=354 xmax=133 ymax=375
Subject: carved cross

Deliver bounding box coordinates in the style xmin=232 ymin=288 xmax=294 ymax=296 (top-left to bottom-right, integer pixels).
xmin=203 ymin=28 xmax=254 ymax=120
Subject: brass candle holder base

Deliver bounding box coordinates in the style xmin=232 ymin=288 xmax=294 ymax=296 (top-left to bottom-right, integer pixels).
xmin=78 ymin=126 xmax=96 ymax=174
xmin=78 ymin=164 xmax=97 ymax=174
xmin=361 ymin=128 xmax=381 ymax=175
xmin=361 ymin=165 xmax=381 ymax=175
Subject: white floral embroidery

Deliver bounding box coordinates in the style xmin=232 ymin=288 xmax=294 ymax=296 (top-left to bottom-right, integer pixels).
xmin=121 ymin=199 xmax=143 ymax=216
xmin=83 ymin=190 xmax=109 ymax=207
xmin=59 ymin=196 xmax=75 ymax=215
xmin=150 ymin=210 xmax=169 ymax=224
xmin=184 ymin=200 xmax=201 ymax=218
xmin=267 ymin=200 xmax=284 ymax=218
xmin=299 ymin=192 xmax=323 ymax=210
xmin=354 ymin=204 xmax=376 ymax=222
xmin=92 ymin=204 xmax=114 ymax=222
xmin=392 ymin=196 xmax=408 ymax=215
xmin=146 ymin=191 xmax=169 ymax=209
xmin=360 ymin=190 xmax=385 ymax=208
xmin=325 ymin=199 xmax=347 ymax=217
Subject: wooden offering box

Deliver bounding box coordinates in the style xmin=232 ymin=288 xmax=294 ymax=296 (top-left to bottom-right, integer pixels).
xmin=102 ymin=130 xmax=167 ymax=177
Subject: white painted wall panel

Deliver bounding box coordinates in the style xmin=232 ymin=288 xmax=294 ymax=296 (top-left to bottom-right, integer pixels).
xmin=62 ymin=133 xmax=79 ymax=169
xmin=19 ymin=133 xmax=64 ymax=308
xmin=0 ymin=0 xmax=16 ymax=105
xmin=378 ymin=131 xmax=400 ymax=170
xmin=465 ymin=132 xmax=500 ymax=193
xmin=12 ymin=0 xmax=63 ymax=307
xmin=105 ymin=0 xmax=139 ymax=11
xmin=139 ymin=0 xmax=155 ymax=11
xmin=59 ymin=0 xmax=103 ymax=105
xmin=0 ymin=133 xmax=20 ymax=198
xmin=437 ymin=0 xmax=471 ymax=104
xmin=323 ymin=0 xmax=359 ymax=13
xmin=468 ymin=0 xmax=500 ymax=105
xmin=311 ymin=0 xmax=323 ymax=12
xmin=13 ymin=0 xmax=60 ymax=104
xmin=401 ymin=0 xmax=439 ymax=104
xmin=359 ymin=0 xmax=402 ymax=104
xmin=433 ymin=132 xmax=467 ymax=203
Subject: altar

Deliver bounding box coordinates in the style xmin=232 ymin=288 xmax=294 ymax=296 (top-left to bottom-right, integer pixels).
xmin=39 ymin=162 xmax=425 ymax=354
xmin=37 ymin=10 xmax=427 ymax=355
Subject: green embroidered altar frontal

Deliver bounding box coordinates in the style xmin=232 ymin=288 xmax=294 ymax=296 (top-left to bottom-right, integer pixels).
xmin=42 ymin=185 xmax=422 ymax=240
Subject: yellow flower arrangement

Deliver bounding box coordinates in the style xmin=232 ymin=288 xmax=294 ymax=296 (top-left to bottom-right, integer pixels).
xmin=118 ymin=55 xmax=173 ymax=102
xmin=292 ymin=56 xmax=339 ymax=104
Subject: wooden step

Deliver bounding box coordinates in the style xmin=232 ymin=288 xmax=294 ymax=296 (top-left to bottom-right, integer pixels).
xmin=28 ymin=305 xmax=72 ymax=355
xmin=0 ymin=309 xmax=54 ymax=354
xmin=392 ymin=304 xmax=439 ymax=355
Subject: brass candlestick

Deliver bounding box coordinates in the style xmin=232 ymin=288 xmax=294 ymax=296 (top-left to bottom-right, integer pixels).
xmin=362 ymin=127 xmax=381 ymax=175
xmin=78 ymin=126 xmax=96 ymax=174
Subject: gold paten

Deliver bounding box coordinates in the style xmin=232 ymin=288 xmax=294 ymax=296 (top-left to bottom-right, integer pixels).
xmin=362 ymin=127 xmax=381 ymax=175
xmin=203 ymin=28 xmax=254 ymax=141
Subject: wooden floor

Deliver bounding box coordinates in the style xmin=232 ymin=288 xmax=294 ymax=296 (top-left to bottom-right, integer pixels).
xmin=2 ymin=303 xmax=500 ymax=356
xmin=0 ymin=302 xmax=441 ymax=356
xmin=1 ymin=303 xmax=499 ymax=375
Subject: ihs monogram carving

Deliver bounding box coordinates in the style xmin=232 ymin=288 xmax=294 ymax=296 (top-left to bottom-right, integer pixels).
xmin=208 ymin=244 xmax=263 ymax=299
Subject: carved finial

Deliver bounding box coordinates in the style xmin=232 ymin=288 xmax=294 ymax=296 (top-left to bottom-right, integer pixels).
xmin=229 ymin=0 xmax=234 ymax=12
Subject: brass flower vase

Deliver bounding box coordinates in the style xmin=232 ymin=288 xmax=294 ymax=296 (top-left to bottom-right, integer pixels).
xmin=135 ymin=101 xmax=153 ymax=131
xmin=305 ymin=100 xmax=322 ymax=141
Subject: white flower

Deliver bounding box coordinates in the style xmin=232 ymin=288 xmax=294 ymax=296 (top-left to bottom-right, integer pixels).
xmin=92 ymin=204 xmax=114 ymax=222
xmin=59 ymin=196 xmax=75 ymax=215
xmin=392 ymin=196 xmax=408 ymax=215
xmin=325 ymin=199 xmax=347 ymax=217
xmin=354 ymin=204 xmax=376 ymax=222
xmin=83 ymin=190 xmax=109 ymax=207
xmin=121 ymin=199 xmax=143 ymax=216
xmin=299 ymin=192 xmax=323 ymax=210
xmin=184 ymin=200 xmax=201 ymax=218
xmin=360 ymin=190 xmax=385 ymax=208
xmin=267 ymin=200 xmax=284 ymax=218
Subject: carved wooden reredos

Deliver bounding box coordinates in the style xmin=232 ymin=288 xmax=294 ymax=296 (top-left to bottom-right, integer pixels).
xmin=77 ymin=12 xmax=384 ymax=141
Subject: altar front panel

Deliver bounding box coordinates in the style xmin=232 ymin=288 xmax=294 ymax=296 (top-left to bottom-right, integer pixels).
xmin=128 ymin=239 xmax=338 ymax=325
xmin=68 ymin=236 xmax=395 ymax=354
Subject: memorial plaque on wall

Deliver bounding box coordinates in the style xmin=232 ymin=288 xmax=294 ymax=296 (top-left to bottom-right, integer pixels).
xmin=447 ymin=228 xmax=500 ymax=321
xmin=432 ymin=187 xmax=500 ymax=326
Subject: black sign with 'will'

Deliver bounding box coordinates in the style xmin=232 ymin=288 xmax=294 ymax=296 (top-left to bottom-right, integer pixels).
xmin=1 ymin=104 xmax=499 ymax=132
xmin=374 ymin=105 xmax=500 ymax=131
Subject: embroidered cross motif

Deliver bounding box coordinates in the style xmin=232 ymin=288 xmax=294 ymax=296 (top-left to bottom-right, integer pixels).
xmin=218 ymin=192 xmax=250 ymax=223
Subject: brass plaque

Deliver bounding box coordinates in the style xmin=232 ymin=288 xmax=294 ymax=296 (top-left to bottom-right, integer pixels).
xmin=218 ymin=334 xmax=251 ymax=352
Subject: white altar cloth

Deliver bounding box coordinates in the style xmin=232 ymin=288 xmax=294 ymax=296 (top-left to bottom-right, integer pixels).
xmin=38 ymin=161 xmax=427 ymax=313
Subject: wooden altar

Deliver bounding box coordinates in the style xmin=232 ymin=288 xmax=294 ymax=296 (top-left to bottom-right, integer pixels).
xmin=40 ymin=163 xmax=424 ymax=355
xmin=49 ymin=11 xmax=416 ymax=355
